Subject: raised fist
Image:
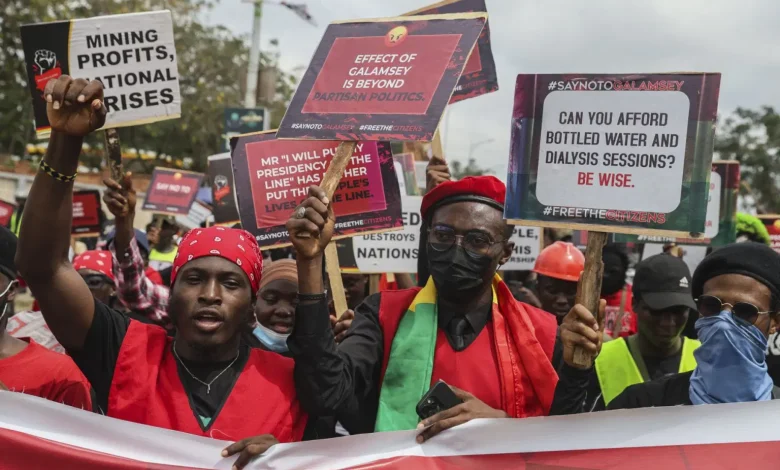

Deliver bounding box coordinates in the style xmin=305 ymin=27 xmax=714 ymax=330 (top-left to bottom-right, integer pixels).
xmin=43 ymin=75 xmax=107 ymax=137
xmin=34 ymin=49 xmax=56 ymax=73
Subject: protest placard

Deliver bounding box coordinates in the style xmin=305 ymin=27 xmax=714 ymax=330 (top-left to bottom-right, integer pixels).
xmin=175 ymin=200 xmax=213 ymax=230
xmin=207 ymin=153 xmax=241 ymax=225
xmin=393 ymin=152 xmax=420 ymax=196
xmin=0 ymin=200 xmax=16 ymax=228
xmin=505 ymin=73 xmax=721 ymax=237
xmin=414 ymin=161 xmax=428 ymax=192
xmin=501 ymin=226 xmax=543 ymax=271
xmin=231 ymin=131 xmax=403 ymax=248
xmin=405 ymin=0 xmax=497 ymax=103
xmin=277 ymin=13 xmax=487 ymax=142
xmin=613 ymin=161 xmax=739 ymax=246
xmin=222 ymin=108 xmax=269 ymax=152
xmin=71 ymin=190 xmax=102 ymax=236
xmin=759 ymin=215 xmax=780 ymax=255
xmin=339 ymin=196 xmax=422 ymax=273
xmin=142 ymin=168 xmax=204 ymax=216
xmin=21 ymin=11 xmax=181 ymax=139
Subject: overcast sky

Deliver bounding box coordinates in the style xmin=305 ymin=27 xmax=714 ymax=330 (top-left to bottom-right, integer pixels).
xmin=204 ymin=0 xmax=779 ymax=179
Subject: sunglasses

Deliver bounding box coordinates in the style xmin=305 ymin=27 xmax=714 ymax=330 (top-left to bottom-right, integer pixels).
xmin=695 ymin=295 xmax=772 ymax=325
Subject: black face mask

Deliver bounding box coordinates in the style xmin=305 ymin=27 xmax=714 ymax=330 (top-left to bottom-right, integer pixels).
xmin=427 ymin=244 xmax=494 ymax=297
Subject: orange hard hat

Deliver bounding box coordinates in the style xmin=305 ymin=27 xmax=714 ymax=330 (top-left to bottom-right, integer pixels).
xmin=534 ymin=241 xmax=585 ymax=282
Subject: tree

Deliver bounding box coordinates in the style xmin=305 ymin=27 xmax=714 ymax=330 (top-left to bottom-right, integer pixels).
xmin=1 ymin=0 xmax=299 ymax=172
xmin=715 ymin=107 xmax=780 ymax=213
xmin=450 ymin=158 xmax=491 ymax=179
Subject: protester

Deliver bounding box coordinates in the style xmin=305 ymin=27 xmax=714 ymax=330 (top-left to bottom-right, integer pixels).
xmin=286 ymin=177 xmax=596 ymax=442
xmin=342 ymin=273 xmax=368 ymax=310
xmin=108 ymin=228 xmax=164 ymax=285
xmin=146 ymin=222 xmax=160 ymax=247
xmin=556 ymin=243 xmax=780 ymax=411
xmin=551 ymin=253 xmax=700 ymax=413
xmin=0 ymin=226 xmax=92 ymax=409
xmin=72 ymin=250 xmax=118 ymax=308
xmin=16 ymin=76 xmax=306 ymax=469
xmin=533 ymin=242 xmax=584 ymax=324
xmin=601 ymin=244 xmax=635 ymax=338
xmin=502 ymin=270 xmax=542 ymax=308
xmin=104 ymin=177 xmax=170 ymax=327
xmin=148 ymin=217 xmax=179 ymax=271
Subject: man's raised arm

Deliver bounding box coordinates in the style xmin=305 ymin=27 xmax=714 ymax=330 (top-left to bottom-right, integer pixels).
xmin=15 ymin=76 xmax=107 ymax=352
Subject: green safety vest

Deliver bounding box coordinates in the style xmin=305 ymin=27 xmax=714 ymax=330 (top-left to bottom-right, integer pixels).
xmin=10 ymin=210 xmax=21 ymax=236
xmin=149 ymin=247 xmax=178 ymax=264
xmin=595 ymin=336 xmax=700 ymax=406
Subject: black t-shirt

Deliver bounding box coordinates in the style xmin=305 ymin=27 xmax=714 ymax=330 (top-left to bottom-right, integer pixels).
xmin=70 ymin=299 xmax=248 ymax=427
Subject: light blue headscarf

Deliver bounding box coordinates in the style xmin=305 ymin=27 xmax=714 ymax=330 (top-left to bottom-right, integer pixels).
xmin=689 ymin=310 xmax=773 ymax=404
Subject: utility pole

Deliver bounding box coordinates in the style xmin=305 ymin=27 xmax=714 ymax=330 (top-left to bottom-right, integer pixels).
xmin=244 ymin=0 xmax=264 ymax=108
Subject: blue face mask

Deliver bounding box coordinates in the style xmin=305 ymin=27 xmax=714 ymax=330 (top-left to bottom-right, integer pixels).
xmin=689 ymin=310 xmax=774 ymax=404
xmin=252 ymin=324 xmax=290 ymax=354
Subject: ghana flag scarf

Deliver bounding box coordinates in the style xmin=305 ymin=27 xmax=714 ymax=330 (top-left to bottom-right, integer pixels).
xmin=374 ymin=275 xmax=558 ymax=432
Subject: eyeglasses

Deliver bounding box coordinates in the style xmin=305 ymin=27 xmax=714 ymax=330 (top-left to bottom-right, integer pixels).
xmin=428 ymin=227 xmax=504 ymax=256
xmin=81 ymin=274 xmax=112 ymax=289
xmin=695 ymin=295 xmax=772 ymax=325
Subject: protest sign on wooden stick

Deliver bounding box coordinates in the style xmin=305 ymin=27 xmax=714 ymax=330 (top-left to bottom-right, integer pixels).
xmin=504 ymin=72 xmax=721 ymax=360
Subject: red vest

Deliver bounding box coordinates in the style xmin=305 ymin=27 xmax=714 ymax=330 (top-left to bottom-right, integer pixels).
xmin=430 ymin=322 xmax=503 ymax=410
xmin=378 ymin=288 xmax=557 ymax=417
xmin=108 ymin=321 xmax=307 ymax=443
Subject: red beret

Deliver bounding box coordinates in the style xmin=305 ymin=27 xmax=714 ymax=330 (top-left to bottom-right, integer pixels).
xmin=420 ymin=175 xmax=506 ymax=220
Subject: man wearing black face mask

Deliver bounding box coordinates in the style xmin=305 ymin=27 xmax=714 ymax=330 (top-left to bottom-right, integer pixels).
xmin=286 ymin=177 xmax=583 ymax=442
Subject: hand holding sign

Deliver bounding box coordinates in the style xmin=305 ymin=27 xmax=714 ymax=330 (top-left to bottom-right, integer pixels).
xmin=560 ymin=301 xmax=605 ymax=369
xmin=103 ymin=173 xmax=136 ymax=221
xmin=426 ymin=154 xmax=451 ymax=194
xmin=44 ymin=75 xmax=107 ymax=137
xmin=286 ymin=186 xmax=335 ymax=260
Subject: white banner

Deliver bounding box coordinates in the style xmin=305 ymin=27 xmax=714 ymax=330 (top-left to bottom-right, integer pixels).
xmin=1 ymin=391 xmax=779 ymax=469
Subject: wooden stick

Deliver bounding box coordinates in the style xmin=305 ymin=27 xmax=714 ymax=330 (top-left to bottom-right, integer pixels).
xmin=571 ymin=231 xmax=608 ymax=368
xmin=319 ymin=141 xmax=358 ymax=317
xmin=369 ymin=273 xmax=381 ymax=295
xmin=320 ymin=141 xmax=357 ymax=199
xmin=431 ymin=127 xmax=445 ymax=161
xmin=103 ymin=128 xmax=123 ymax=182
xmin=325 ymin=242 xmax=348 ymax=316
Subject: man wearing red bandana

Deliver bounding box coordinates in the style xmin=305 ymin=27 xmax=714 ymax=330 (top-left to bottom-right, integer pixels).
xmin=287 ymin=178 xmax=602 ymax=441
xmin=16 ymin=76 xmax=305 ymax=469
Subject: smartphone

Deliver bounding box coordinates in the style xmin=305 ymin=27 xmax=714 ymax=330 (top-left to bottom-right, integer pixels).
xmin=416 ymin=380 xmax=463 ymax=420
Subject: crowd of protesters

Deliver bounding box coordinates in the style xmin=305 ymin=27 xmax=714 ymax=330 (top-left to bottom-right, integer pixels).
xmin=1 ymin=76 xmax=779 ymax=468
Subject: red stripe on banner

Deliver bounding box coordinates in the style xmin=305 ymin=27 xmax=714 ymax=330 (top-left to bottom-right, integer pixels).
xmin=0 ymin=428 xmax=209 ymax=470
xmin=347 ymin=441 xmax=780 ymax=470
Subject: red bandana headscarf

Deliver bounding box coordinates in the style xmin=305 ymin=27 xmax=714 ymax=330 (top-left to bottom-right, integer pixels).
xmin=73 ymin=250 xmax=115 ymax=281
xmin=172 ymin=226 xmax=263 ymax=294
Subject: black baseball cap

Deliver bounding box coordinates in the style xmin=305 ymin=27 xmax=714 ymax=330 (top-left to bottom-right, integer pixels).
xmin=633 ymin=253 xmax=696 ymax=311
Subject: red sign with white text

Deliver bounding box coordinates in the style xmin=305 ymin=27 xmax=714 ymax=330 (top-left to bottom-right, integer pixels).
xmin=301 ymin=35 xmax=460 ymax=115
xmin=277 ymin=13 xmax=486 ymax=141
xmin=142 ymin=168 xmax=204 ymax=216
xmin=406 ymin=0 xmax=497 ymax=104
xmin=231 ymin=132 xmax=403 ymax=248
xmin=72 ymin=190 xmax=102 ymax=235
xmin=245 ymin=139 xmax=387 ymax=229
